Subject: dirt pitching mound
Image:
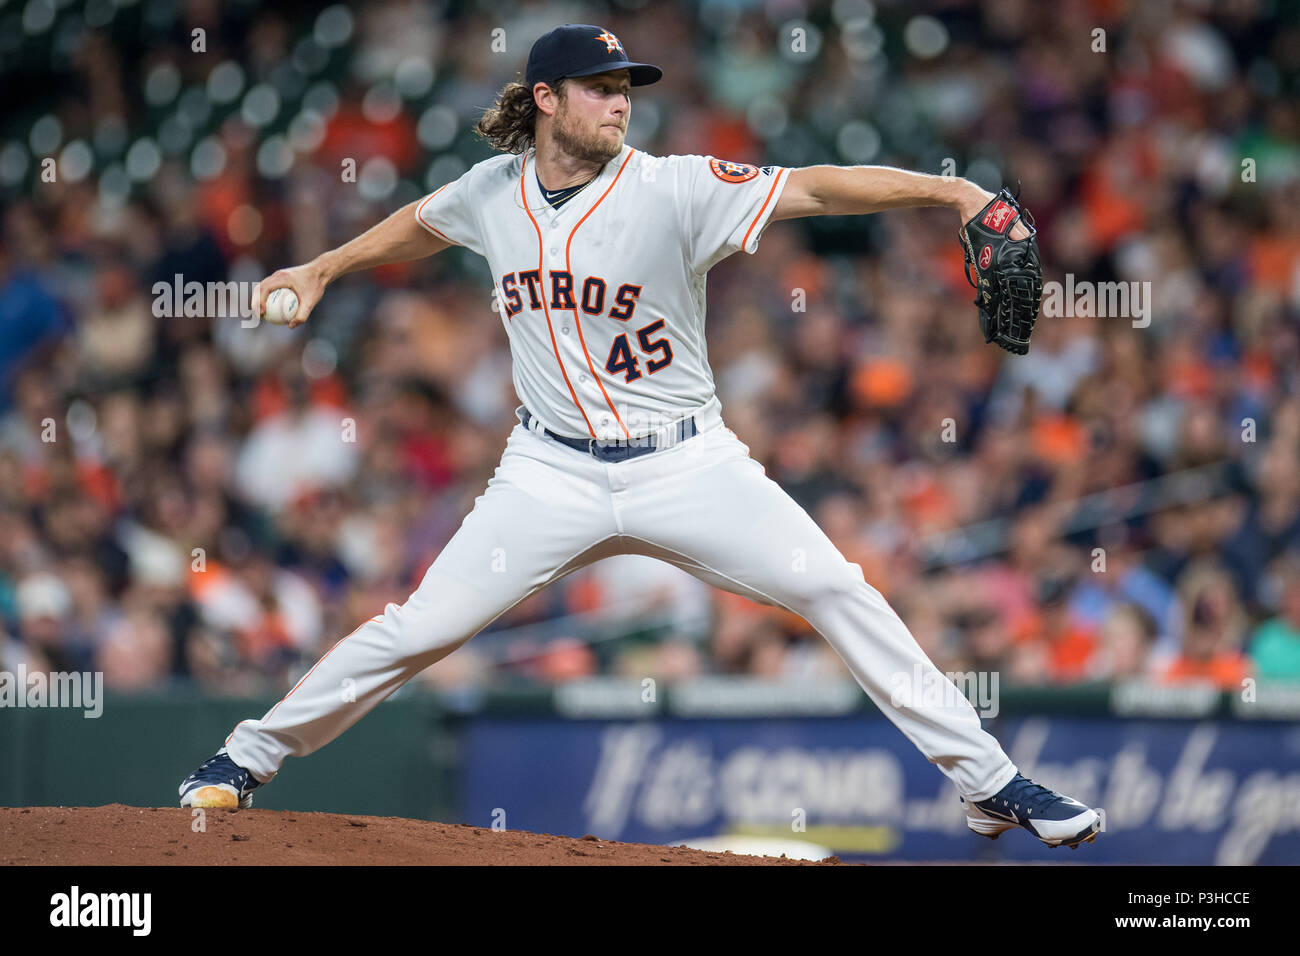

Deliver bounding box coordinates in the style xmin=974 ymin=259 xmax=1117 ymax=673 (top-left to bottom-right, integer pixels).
xmin=0 ymin=805 xmax=842 ymax=865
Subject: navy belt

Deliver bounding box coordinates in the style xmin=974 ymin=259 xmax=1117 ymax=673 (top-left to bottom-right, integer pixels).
xmin=520 ymin=408 xmax=697 ymax=463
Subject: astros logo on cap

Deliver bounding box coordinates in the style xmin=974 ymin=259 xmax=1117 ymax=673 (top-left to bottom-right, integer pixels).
xmin=595 ymin=29 xmax=625 ymax=55
xmin=709 ymin=158 xmax=760 ymax=183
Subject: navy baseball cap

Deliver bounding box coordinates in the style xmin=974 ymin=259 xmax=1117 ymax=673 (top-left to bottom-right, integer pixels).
xmin=524 ymin=24 xmax=662 ymax=89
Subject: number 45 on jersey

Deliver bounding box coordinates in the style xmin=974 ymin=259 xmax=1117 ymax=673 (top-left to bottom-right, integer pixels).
xmin=497 ymin=269 xmax=675 ymax=383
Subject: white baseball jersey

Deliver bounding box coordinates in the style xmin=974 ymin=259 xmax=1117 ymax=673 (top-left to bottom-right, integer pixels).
xmin=415 ymin=143 xmax=791 ymax=440
xmin=219 ymin=140 xmax=1022 ymax=819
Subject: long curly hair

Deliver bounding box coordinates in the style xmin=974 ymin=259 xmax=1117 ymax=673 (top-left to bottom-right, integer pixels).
xmin=474 ymin=78 xmax=567 ymax=154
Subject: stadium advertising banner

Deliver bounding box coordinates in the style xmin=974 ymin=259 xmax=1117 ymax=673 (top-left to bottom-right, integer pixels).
xmin=459 ymin=711 xmax=1300 ymax=864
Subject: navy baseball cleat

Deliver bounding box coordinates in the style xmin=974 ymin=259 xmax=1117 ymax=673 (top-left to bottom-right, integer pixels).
xmin=179 ymin=748 xmax=262 ymax=810
xmin=960 ymin=773 xmax=1100 ymax=849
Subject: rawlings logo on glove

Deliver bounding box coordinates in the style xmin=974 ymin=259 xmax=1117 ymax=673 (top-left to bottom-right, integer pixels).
xmin=959 ymin=187 xmax=1043 ymax=355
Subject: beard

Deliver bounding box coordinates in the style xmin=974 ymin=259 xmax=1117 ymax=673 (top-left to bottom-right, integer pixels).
xmin=552 ymin=100 xmax=624 ymax=164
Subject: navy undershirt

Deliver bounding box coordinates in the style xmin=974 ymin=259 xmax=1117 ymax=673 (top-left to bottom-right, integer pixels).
xmin=537 ymin=171 xmax=596 ymax=209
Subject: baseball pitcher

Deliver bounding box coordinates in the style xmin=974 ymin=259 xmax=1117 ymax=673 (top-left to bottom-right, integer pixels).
xmin=180 ymin=24 xmax=1096 ymax=850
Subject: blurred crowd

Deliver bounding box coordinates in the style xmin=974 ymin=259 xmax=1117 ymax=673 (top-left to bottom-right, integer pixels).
xmin=1 ymin=0 xmax=1299 ymax=698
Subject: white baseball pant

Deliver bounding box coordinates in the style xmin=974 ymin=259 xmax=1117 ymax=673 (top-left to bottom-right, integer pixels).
xmin=225 ymin=405 xmax=1018 ymax=801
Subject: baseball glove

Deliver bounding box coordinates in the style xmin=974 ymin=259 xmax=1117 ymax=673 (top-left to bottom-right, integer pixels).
xmin=959 ymin=187 xmax=1043 ymax=355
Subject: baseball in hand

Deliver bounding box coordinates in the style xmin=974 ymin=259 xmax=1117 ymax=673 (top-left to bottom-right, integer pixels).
xmin=263 ymin=288 xmax=299 ymax=326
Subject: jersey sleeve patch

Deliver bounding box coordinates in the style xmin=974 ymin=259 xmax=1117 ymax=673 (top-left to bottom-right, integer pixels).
xmin=709 ymin=158 xmax=760 ymax=183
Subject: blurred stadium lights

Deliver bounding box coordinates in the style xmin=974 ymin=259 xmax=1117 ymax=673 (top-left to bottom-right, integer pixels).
xmin=416 ymin=104 xmax=458 ymax=151
xmin=394 ymin=57 xmax=435 ymax=98
xmin=143 ymin=62 xmax=182 ymax=107
xmin=124 ymin=136 xmax=161 ymax=181
xmin=206 ymin=61 xmax=246 ymax=105
xmin=903 ymin=15 xmax=949 ymax=60
xmin=96 ymin=162 xmax=129 ymax=203
xmin=177 ymin=88 xmax=212 ymax=128
xmin=241 ymin=84 xmax=282 ymax=128
xmin=831 ymin=0 xmax=876 ymax=25
xmin=189 ymin=136 xmax=226 ymax=181
xmin=57 ymin=139 xmax=92 ymax=181
xmin=301 ymin=338 xmax=339 ymax=379
xmin=313 ymin=4 xmax=354 ymax=49
xmin=22 ymin=0 xmax=56 ymax=36
xmin=424 ymin=154 xmax=466 ymax=193
xmin=302 ymin=81 xmax=340 ymax=119
xmin=836 ymin=119 xmax=881 ymax=164
xmin=361 ymin=82 xmax=402 ymax=124
xmin=84 ymin=0 xmax=116 ymax=30
xmin=256 ymin=135 xmax=294 ymax=179
xmin=29 ymin=113 xmax=61 ymax=155
xmin=288 ymin=111 xmax=327 ymax=153
xmin=840 ymin=17 xmax=884 ymax=61
xmin=357 ymin=156 xmax=398 ymax=201
xmin=0 ymin=142 xmax=28 ymax=186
